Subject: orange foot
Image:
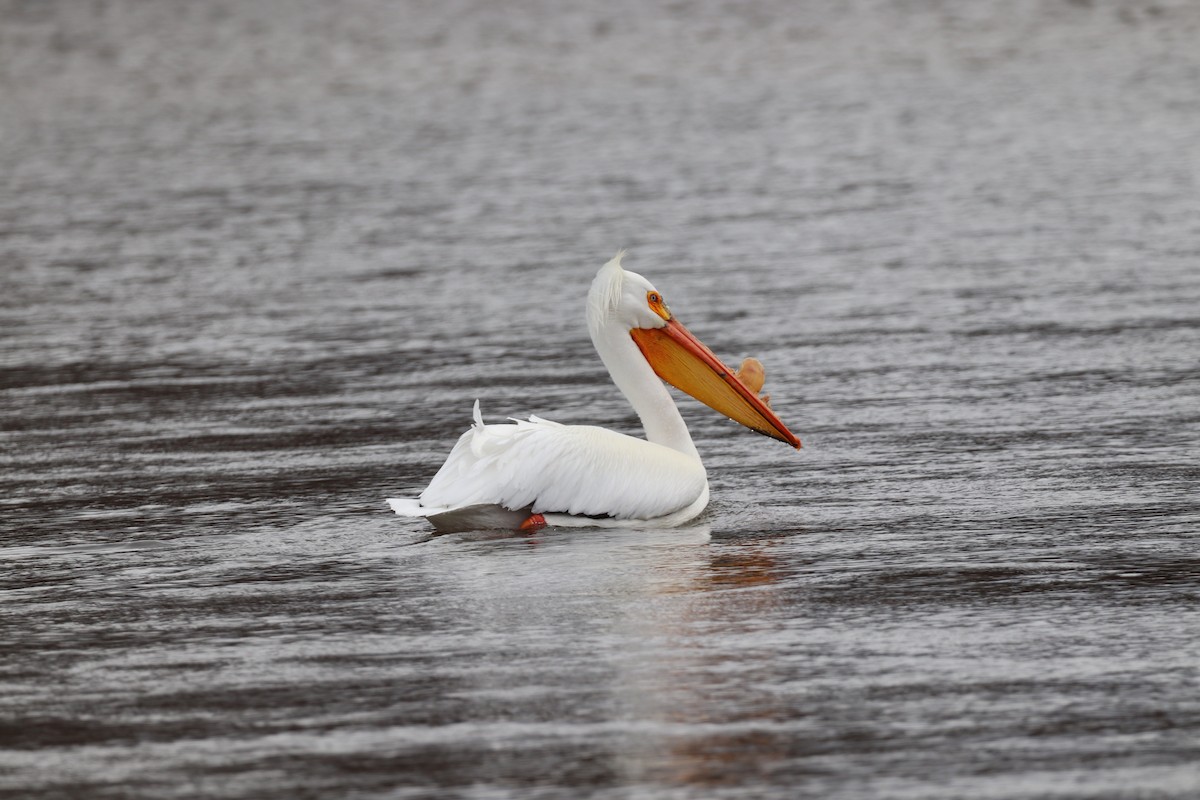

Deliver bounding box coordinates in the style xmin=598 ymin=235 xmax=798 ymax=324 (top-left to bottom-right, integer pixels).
xmin=519 ymin=513 xmax=547 ymax=531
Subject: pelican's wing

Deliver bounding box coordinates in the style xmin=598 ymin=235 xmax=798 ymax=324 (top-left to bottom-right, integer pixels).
xmin=414 ymin=401 xmax=706 ymax=520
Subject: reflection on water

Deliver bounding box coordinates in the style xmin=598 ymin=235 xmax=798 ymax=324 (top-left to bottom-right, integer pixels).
xmin=632 ymin=538 xmax=791 ymax=790
xmin=3 ymin=0 xmax=1200 ymax=797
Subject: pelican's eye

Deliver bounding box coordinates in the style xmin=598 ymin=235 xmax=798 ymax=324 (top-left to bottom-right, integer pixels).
xmin=646 ymin=291 xmax=671 ymax=320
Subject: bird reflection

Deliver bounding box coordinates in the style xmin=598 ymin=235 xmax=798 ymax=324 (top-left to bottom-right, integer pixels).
xmin=411 ymin=525 xmax=803 ymax=792
xmin=610 ymin=532 xmax=800 ymax=788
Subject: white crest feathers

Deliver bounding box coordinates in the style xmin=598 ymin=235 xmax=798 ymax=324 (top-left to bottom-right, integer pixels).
xmin=587 ymin=250 xmax=626 ymax=337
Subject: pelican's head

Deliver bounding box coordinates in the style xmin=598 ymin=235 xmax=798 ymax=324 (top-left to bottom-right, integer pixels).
xmin=587 ymin=252 xmax=801 ymax=448
xmin=586 ymin=251 xmax=669 ymax=334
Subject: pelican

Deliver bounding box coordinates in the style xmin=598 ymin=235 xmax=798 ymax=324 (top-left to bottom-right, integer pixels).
xmin=387 ymin=253 xmax=801 ymax=531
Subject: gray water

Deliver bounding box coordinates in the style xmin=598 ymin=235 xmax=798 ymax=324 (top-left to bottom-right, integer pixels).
xmin=2 ymin=1 xmax=1199 ymax=797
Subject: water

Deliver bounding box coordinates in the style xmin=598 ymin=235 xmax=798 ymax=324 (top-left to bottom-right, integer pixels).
xmin=2 ymin=1 xmax=1199 ymax=797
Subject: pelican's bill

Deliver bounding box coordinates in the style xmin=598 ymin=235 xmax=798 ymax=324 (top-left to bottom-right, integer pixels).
xmin=630 ymin=320 xmax=802 ymax=448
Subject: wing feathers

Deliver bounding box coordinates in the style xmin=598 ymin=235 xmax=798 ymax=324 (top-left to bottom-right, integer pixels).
xmin=418 ymin=404 xmax=705 ymax=520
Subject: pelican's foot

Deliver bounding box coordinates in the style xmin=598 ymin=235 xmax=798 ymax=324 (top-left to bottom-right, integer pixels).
xmin=520 ymin=513 xmax=547 ymax=531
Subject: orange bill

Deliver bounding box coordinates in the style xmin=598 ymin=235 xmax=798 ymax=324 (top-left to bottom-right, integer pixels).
xmin=630 ymin=320 xmax=802 ymax=448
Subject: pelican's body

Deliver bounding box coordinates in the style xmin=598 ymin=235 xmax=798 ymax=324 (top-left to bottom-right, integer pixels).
xmin=387 ymin=254 xmax=800 ymax=531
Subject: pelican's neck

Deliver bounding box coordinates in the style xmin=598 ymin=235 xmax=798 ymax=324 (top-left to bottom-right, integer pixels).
xmin=591 ymin=322 xmax=701 ymax=461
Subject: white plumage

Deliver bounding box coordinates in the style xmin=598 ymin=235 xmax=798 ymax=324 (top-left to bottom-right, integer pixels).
xmin=387 ymin=253 xmax=799 ymax=531
xmin=414 ymin=400 xmax=707 ymax=521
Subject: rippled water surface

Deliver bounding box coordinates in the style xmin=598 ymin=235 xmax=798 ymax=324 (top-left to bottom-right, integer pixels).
xmin=2 ymin=1 xmax=1199 ymax=797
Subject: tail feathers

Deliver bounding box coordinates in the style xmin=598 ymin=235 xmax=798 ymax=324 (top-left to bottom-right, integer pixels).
xmin=386 ymin=497 xmax=436 ymax=517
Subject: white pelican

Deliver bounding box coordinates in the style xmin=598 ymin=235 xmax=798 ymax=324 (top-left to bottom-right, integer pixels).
xmin=387 ymin=253 xmax=801 ymax=531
